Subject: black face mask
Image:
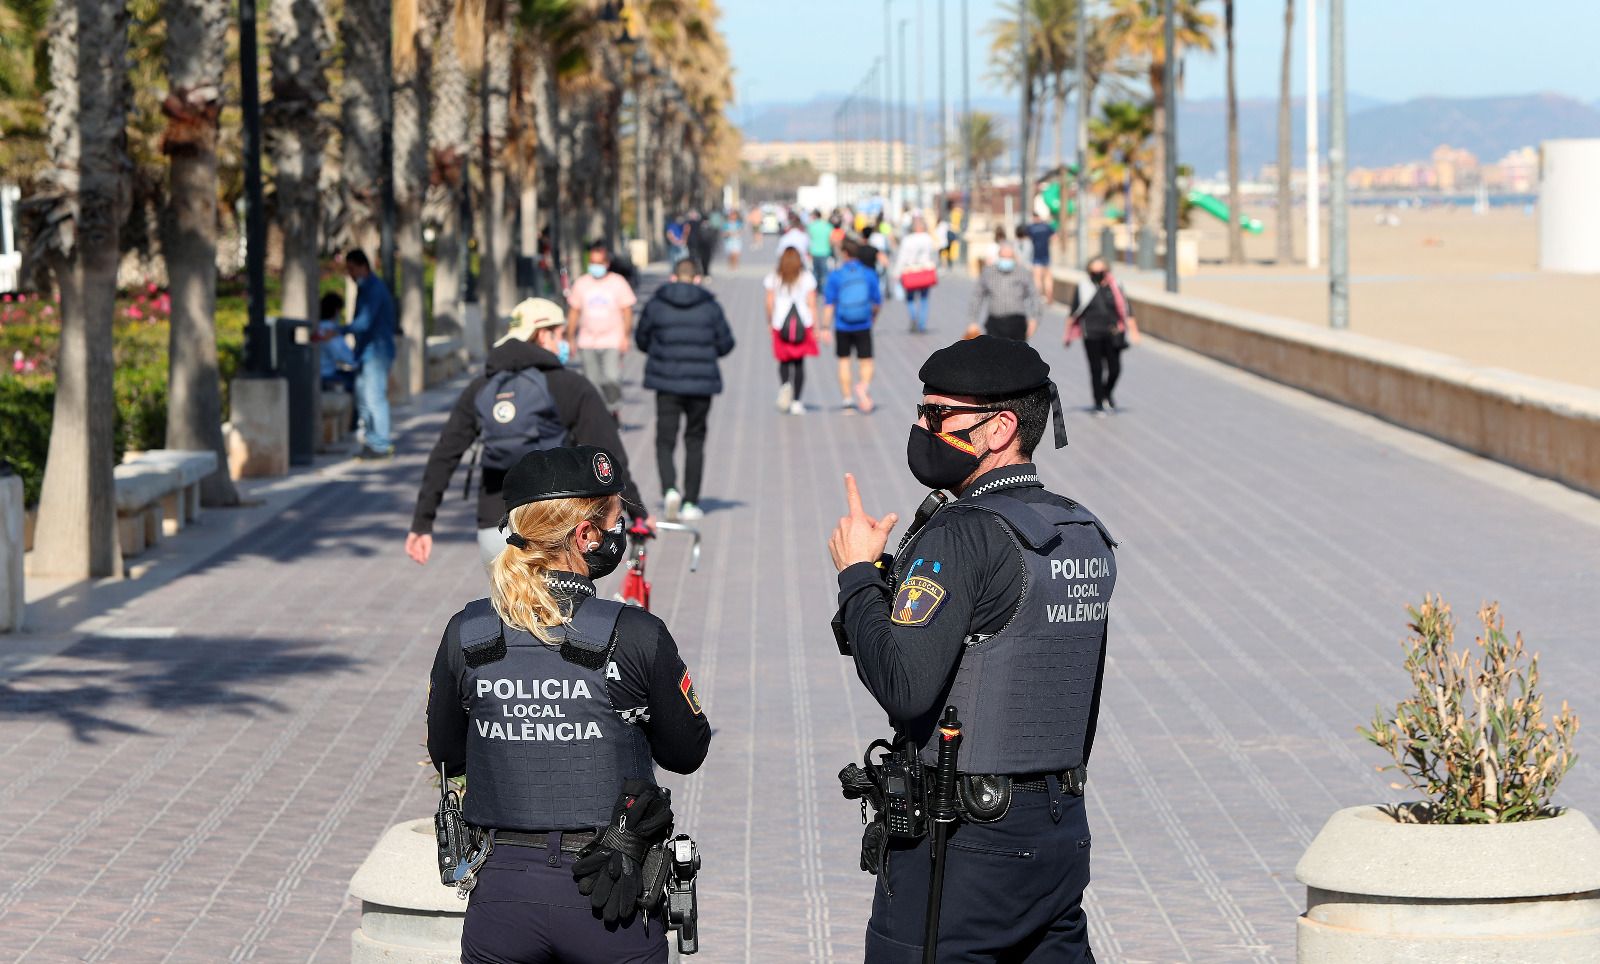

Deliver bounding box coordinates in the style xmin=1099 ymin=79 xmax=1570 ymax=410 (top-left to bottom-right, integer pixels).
xmin=906 ymin=414 xmax=998 ymax=492
xmin=1089 ymin=270 xmax=1107 ymax=284
xmin=580 ymin=519 xmax=627 ymax=580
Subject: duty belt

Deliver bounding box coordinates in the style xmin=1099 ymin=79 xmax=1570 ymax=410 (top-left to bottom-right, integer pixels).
xmin=1011 ymin=766 xmax=1087 ymax=796
xmin=948 ymin=765 xmax=1087 ymax=796
xmin=492 ymin=829 xmax=597 ymax=855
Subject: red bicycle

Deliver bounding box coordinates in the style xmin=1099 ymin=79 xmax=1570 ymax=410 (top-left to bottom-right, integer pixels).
xmin=617 ymin=519 xmax=701 ymax=611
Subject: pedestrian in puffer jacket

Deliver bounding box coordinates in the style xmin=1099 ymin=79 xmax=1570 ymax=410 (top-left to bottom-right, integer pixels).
xmin=634 ymin=259 xmax=736 ymax=522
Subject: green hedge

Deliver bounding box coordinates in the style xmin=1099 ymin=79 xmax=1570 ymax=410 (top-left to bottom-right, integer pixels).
xmin=0 ymin=304 xmax=245 ymax=508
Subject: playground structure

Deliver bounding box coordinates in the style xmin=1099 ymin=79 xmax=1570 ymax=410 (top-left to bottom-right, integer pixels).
xmin=1037 ymin=173 xmax=1263 ymax=234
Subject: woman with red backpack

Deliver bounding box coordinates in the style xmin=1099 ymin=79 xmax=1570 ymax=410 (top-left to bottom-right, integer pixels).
xmin=764 ymin=247 xmax=820 ymax=415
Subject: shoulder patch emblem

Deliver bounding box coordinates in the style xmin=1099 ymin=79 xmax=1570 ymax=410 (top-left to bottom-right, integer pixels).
xmin=891 ymin=575 xmax=947 ymax=627
xmin=678 ymin=669 xmax=703 ymax=716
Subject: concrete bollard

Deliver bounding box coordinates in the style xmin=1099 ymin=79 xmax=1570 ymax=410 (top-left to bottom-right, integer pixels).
xmin=349 ymin=819 xmax=465 ymax=963
xmin=0 ymin=473 xmax=23 ymax=632
xmin=1296 ymin=806 xmax=1600 ymax=963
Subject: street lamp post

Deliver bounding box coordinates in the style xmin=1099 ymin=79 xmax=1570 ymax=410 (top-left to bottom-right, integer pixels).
xmin=1075 ymin=0 xmax=1089 ymax=266
xmin=961 ymin=0 xmax=973 ymax=245
xmin=1306 ymin=0 xmax=1321 ymax=269
xmin=1163 ymin=0 xmax=1179 ymax=293
xmin=238 ymin=0 xmax=270 ymax=374
xmin=938 ymin=0 xmax=948 ymax=212
xmin=883 ymin=1 xmax=894 ymax=205
xmin=1329 ymin=0 xmax=1348 ymax=328
xmin=1018 ymin=0 xmax=1030 ymax=220
xmin=899 ymin=18 xmax=909 ymax=217
xmin=633 ymin=47 xmax=648 ymax=257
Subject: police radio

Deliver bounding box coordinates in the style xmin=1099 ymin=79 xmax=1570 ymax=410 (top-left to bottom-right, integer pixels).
xmin=871 ymin=740 xmax=928 ymax=840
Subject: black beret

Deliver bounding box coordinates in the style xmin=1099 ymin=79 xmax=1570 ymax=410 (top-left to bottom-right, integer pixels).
xmin=919 ymin=335 xmax=1052 ymax=399
xmin=502 ymin=445 xmax=624 ymax=513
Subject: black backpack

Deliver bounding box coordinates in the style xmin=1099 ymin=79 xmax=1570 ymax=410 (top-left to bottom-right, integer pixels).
xmin=473 ymin=369 xmax=568 ymax=471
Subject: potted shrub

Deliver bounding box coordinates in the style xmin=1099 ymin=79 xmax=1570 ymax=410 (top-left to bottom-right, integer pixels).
xmin=1294 ymin=597 xmax=1600 ymax=963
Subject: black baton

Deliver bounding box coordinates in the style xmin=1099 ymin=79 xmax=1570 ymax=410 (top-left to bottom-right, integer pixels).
xmin=924 ymin=706 xmax=962 ymax=964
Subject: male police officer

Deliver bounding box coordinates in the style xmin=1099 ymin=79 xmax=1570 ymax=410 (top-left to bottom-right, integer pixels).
xmin=829 ymin=335 xmax=1115 ymax=962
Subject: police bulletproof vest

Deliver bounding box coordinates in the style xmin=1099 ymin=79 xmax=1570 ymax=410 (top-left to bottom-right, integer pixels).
xmin=910 ymin=492 xmax=1117 ymax=775
xmin=474 ymin=369 xmax=568 ymax=472
xmin=457 ymin=597 xmax=655 ymax=831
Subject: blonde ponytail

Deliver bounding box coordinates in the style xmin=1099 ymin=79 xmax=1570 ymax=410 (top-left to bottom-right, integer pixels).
xmin=488 ymin=496 xmax=615 ymax=642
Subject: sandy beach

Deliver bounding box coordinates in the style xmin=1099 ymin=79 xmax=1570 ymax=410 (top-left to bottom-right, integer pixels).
xmin=1142 ymin=204 xmax=1600 ymax=391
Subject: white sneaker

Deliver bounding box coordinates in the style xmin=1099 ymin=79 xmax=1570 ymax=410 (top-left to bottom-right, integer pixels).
xmin=788 ymin=401 xmax=806 ymax=416
xmin=679 ymin=502 xmax=705 ymax=522
xmin=841 ymin=395 xmax=857 ymax=410
xmin=663 ymin=488 xmax=682 ymax=522
xmin=777 ymin=381 xmax=794 ymax=412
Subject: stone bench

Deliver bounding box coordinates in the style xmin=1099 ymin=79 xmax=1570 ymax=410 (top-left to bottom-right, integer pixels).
xmin=321 ymin=391 xmax=354 ymax=451
xmin=112 ymin=462 xmax=181 ymax=558
xmin=426 ymin=335 xmax=468 ymax=387
xmin=124 ymin=449 xmax=217 ymax=536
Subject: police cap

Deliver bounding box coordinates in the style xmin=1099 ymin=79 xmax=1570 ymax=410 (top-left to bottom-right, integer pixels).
xmin=919 ymin=336 xmax=1069 ymax=449
xmin=502 ymin=445 xmax=625 ymax=513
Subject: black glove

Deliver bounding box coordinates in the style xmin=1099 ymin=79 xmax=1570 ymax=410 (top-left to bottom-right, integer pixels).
xmin=572 ymin=780 xmax=674 ymax=924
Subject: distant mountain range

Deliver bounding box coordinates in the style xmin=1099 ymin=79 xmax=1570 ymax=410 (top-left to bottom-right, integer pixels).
xmin=738 ymin=92 xmax=1600 ymax=175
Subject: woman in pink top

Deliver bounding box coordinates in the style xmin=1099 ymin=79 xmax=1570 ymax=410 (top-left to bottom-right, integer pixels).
xmin=564 ymin=242 xmax=638 ymax=415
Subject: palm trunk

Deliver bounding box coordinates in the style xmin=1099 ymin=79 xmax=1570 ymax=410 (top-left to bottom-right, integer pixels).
xmin=340 ymin=0 xmax=387 ymax=258
xmin=29 ymin=0 xmax=129 ymax=578
xmin=267 ymin=0 xmax=329 ymax=324
xmin=530 ymin=47 xmax=563 ymax=281
xmin=1148 ymin=63 xmax=1166 ymax=236
xmin=427 ymin=0 xmax=470 ymax=344
xmin=1225 ymin=0 xmax=1244 ymax=264
xmin=1053 ymin=73 xmax=1067 ymax=254
xmin=161 ymin=0 xmax=238 ymax=507
xmin=478 ymin=0 xmax=512 ymax=346
xmin=393 ymin=0 xmax=431 ymax=394
xmin=1276 ymin=0 xmax=1295 ymax=263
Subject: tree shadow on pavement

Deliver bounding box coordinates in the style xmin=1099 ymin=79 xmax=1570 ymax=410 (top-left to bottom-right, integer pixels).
xmin=0 ymin=633 xmax=359 ymax=744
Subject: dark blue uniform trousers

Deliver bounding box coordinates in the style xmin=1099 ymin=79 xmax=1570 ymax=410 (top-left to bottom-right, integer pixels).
xmin=866 ymin=782 xmax=1094 ymax=963
xmin=461 ymin=839 xmax=668 ymax=964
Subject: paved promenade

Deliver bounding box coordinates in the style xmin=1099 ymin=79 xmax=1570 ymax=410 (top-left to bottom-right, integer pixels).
xmin=3 ymin=259 xmax=1599 ymax=963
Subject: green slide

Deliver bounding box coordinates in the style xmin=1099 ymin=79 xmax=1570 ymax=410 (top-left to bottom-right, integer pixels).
xmin=1185 ymin=190 xmax=1264 ymax=233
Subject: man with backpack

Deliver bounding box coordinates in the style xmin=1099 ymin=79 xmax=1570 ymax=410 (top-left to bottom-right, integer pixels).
xmin=405 ymin=298 xmax=645 ymax=570
xmin=634 ymin=259 xmax=736 ymax=522
xmin=823 ymin=241 xmax=883 ymax=413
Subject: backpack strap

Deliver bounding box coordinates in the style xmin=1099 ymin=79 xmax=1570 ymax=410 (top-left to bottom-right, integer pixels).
xmin=458 ymin=598 xmax=507 ymax=668
xmin=559 ymin=597 xmax=627 ymax=670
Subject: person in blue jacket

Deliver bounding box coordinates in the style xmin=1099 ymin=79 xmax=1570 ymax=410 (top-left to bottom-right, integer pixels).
xmin=343 ymin=249 xmax=397 ymax=459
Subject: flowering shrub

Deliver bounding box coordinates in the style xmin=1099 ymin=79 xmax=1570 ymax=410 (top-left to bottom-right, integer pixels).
xmin=0 ymin=286 xmax=245 ymax=506
xmin=1362 ymin=597 xmax=1580 ymax=824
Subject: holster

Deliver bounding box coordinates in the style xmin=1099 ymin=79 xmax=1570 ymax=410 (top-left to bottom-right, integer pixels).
xmin=957 ymin=774 xmax=1013 ymax=823
xmin=636 ymin=842 xmax=671 ymax=914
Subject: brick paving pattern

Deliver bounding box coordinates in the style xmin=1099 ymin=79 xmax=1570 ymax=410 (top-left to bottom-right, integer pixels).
xmin=2 ymin=257 xmax=1597 ymax=963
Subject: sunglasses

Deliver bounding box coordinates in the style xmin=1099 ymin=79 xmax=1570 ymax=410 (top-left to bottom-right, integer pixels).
xmin=915 ymin=403 xmax=1007 ymax=434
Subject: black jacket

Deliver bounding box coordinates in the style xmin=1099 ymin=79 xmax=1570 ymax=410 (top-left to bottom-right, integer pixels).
xmin=410 ymin=340 xmax=645 ymax=534
xmin=634 ymin=282 xmax=736 ymax=397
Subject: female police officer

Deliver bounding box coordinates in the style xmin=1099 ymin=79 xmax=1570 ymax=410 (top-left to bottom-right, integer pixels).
xmin=427 ymin=445 xmax=711 ymax=963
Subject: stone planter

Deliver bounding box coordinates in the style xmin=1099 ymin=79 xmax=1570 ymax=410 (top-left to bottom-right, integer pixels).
xmin=349 ymin=819 xmax=464 ymax=963
xmin=1296 ymin=805 xmax=1600 ymax=963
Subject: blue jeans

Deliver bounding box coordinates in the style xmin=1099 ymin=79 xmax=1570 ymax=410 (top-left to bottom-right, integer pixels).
xmin=905 ymin=288 xmax=930 ymax=332
xmin=356 ymin=355 xmax=393 ymax=452
xmin=812 ymin=255 xmax=831 ymax=292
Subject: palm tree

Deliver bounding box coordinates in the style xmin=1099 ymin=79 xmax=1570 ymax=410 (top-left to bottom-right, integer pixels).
xmin=0 ymin=0 xmax=51 ymax=189
xmin=1088 ymin=99 xmax=1154 ymax=226
xmin=479 ymin=0 xmax=514 ymax=343
xmin=25 ymin=0 xmax=130 ymax=578
xmin=392 ymin=0 xmax=433 ymax=394
xmin=1276 ymin=0 xmax=1294 ymax=263
xmin=427 ymin=0 xmax=474 ymax=351
xmin=1103 ymin=0 xmax=1217 ymax=232
xmin=1224 ymin=0 xmax=1243 ymax=263
xmin=988 ymin=0 xmax=1076 ymax=214
xmin=340 ymin=0 xmax=388 ymax=259
xmin=955 ymin=112 xmax=1007 ymax=189
xmin=162 ymin=0 xmax=239 ymax=507
xmin=267 ymin=0 xmax=331 ymax=324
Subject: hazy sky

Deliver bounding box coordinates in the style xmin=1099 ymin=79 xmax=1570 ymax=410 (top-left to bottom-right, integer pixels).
xmin=720 ymin=0 xmax=1600 ymax=113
